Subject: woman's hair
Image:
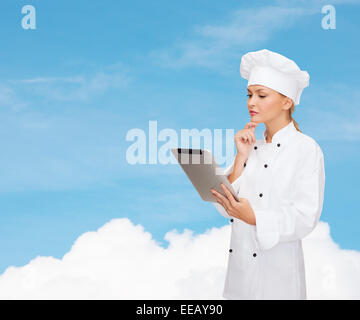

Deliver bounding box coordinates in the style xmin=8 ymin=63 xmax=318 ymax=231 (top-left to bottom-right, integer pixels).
xmin=289 ymin=101 xmax=301 ymax=132
xmin=279 ymin=93 xmax=301 ymax=133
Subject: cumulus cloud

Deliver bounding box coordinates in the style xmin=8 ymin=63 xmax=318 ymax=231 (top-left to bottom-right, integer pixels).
xmin=0 ymin=218 xmax=359 ymax=299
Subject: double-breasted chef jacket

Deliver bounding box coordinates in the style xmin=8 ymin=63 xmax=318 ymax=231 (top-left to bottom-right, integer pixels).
xmin=213 ymin=120 xmax=325 ymax=300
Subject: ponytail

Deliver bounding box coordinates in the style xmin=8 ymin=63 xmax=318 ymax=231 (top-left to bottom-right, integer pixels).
xmin=278 ymin=92 xmax=302 ymax=132
xmin=289 ymin=101 xmax=301 ymax=132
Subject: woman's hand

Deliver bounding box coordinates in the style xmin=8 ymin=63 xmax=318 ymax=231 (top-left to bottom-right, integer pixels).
xmin=211 ymin=184 xmax=256 ymax=225
xmin=234 ymin=121 xmax=259 ymax=159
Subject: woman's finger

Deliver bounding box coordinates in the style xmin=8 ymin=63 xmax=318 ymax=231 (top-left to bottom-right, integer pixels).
xmin=247 ymin=128 xmax=256 ymax=144
xmin=245 ymin=132 xmax=252 ymax=144
xmin=240 ymin=134 xmax=248 ymax=143
xmin=249 ymin=131 xmax=255 ymax=144
xmin=245 ymin=131 xmax=253 ymax=144
xmin=246 ymin=121 xmax=258 ymax=129
xmin=220 ymin=184 xmax=237 ymax=206
xmin=211 ymin=189 xmax=223 ymax=204
xmin=212 ymin=189 xmax=231 ymax=210
xmin=215 ymin=195 xmax=227 ymax=211
xmin=245 ymin=121 xmax=258 ymax=129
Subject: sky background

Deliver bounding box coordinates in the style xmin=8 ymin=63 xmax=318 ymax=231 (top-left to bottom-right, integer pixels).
xmin=0 ymin=0 xmax=359 ymax=291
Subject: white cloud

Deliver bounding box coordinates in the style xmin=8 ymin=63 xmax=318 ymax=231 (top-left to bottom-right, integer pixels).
xmin=151 ymin=0 xmax=360 ymax=72
xmin=17 ymin=76 xmax=85 ymax=84
xmin=151 ymin=5 xmax=316 ymax=72
xmin=0 ymin=218 xmax=359 ymax=299
xmin=302 ymin=222 xmax=360 ymax=299
xmin=8 ymin=62 xmax=131 ymax=103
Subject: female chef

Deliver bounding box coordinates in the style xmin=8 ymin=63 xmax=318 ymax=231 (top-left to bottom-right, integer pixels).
xmin=210 ymin=49 xmax=325 ymax=300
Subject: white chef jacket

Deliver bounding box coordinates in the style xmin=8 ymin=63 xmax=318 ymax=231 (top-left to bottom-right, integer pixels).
xmin=213 ymin=120 xmax=325 ymax=300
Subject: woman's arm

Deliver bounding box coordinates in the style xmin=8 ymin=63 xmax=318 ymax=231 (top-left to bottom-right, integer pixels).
xmin=252 ymin=143 xmax=325 ymax=250
xmin=228 ymin=153 xmax=247 ymax=184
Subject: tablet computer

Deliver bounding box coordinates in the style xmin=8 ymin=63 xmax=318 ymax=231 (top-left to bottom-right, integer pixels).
xmin=171 ymin=148 xmax=239 ymax=202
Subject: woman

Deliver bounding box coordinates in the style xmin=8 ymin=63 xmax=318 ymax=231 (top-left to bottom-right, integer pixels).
xmin=211 ymin=49 xmax=325 ymax=300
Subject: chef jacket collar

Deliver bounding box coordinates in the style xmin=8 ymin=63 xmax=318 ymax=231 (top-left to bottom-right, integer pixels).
xmin=261 ymin=120 xmax=297 ymax=145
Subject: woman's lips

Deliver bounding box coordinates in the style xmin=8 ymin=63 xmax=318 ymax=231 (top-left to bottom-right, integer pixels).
xmin=250 ymin=111 xmax=258 ymax=115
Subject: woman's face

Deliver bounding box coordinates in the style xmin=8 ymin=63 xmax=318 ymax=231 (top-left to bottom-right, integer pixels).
xmin=247 ymin=84 xmax=291 ymax=123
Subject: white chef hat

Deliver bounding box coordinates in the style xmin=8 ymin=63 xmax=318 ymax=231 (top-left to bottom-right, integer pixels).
xmin=240 ymin=49 xmax=310 ymax=105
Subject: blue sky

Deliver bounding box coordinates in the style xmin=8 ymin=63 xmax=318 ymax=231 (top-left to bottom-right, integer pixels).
xmin=0 ymin=0 xmax=359 ymax=274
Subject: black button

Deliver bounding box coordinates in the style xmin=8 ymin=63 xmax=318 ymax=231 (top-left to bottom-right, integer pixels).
xmin=254 ymin=146 xmax=257 ymax=150
xmin=230 ymin=219 xmax=234 ymax=223
xmin=259 ymin=193 xmax=263 ymax=197
xmin=229 ymin=249 xmax=233 ymax=253
xmin=253 ymin=253 xmax=257 ymax=257
xmin=244 ymin=162 xmax=246 ymax=167
xmin=264 ymin=164 xmax=268 ymax=168
xmin=277 ymin=143 xmax=281 ymax=147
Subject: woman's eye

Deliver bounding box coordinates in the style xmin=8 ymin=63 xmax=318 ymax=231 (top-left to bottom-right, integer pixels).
xmin=247 ymin=94 xmax=265 ymax=98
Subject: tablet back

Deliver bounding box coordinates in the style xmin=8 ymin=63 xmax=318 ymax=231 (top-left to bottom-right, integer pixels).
xmin=171 ymin=148 xmax=238 ymax=202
